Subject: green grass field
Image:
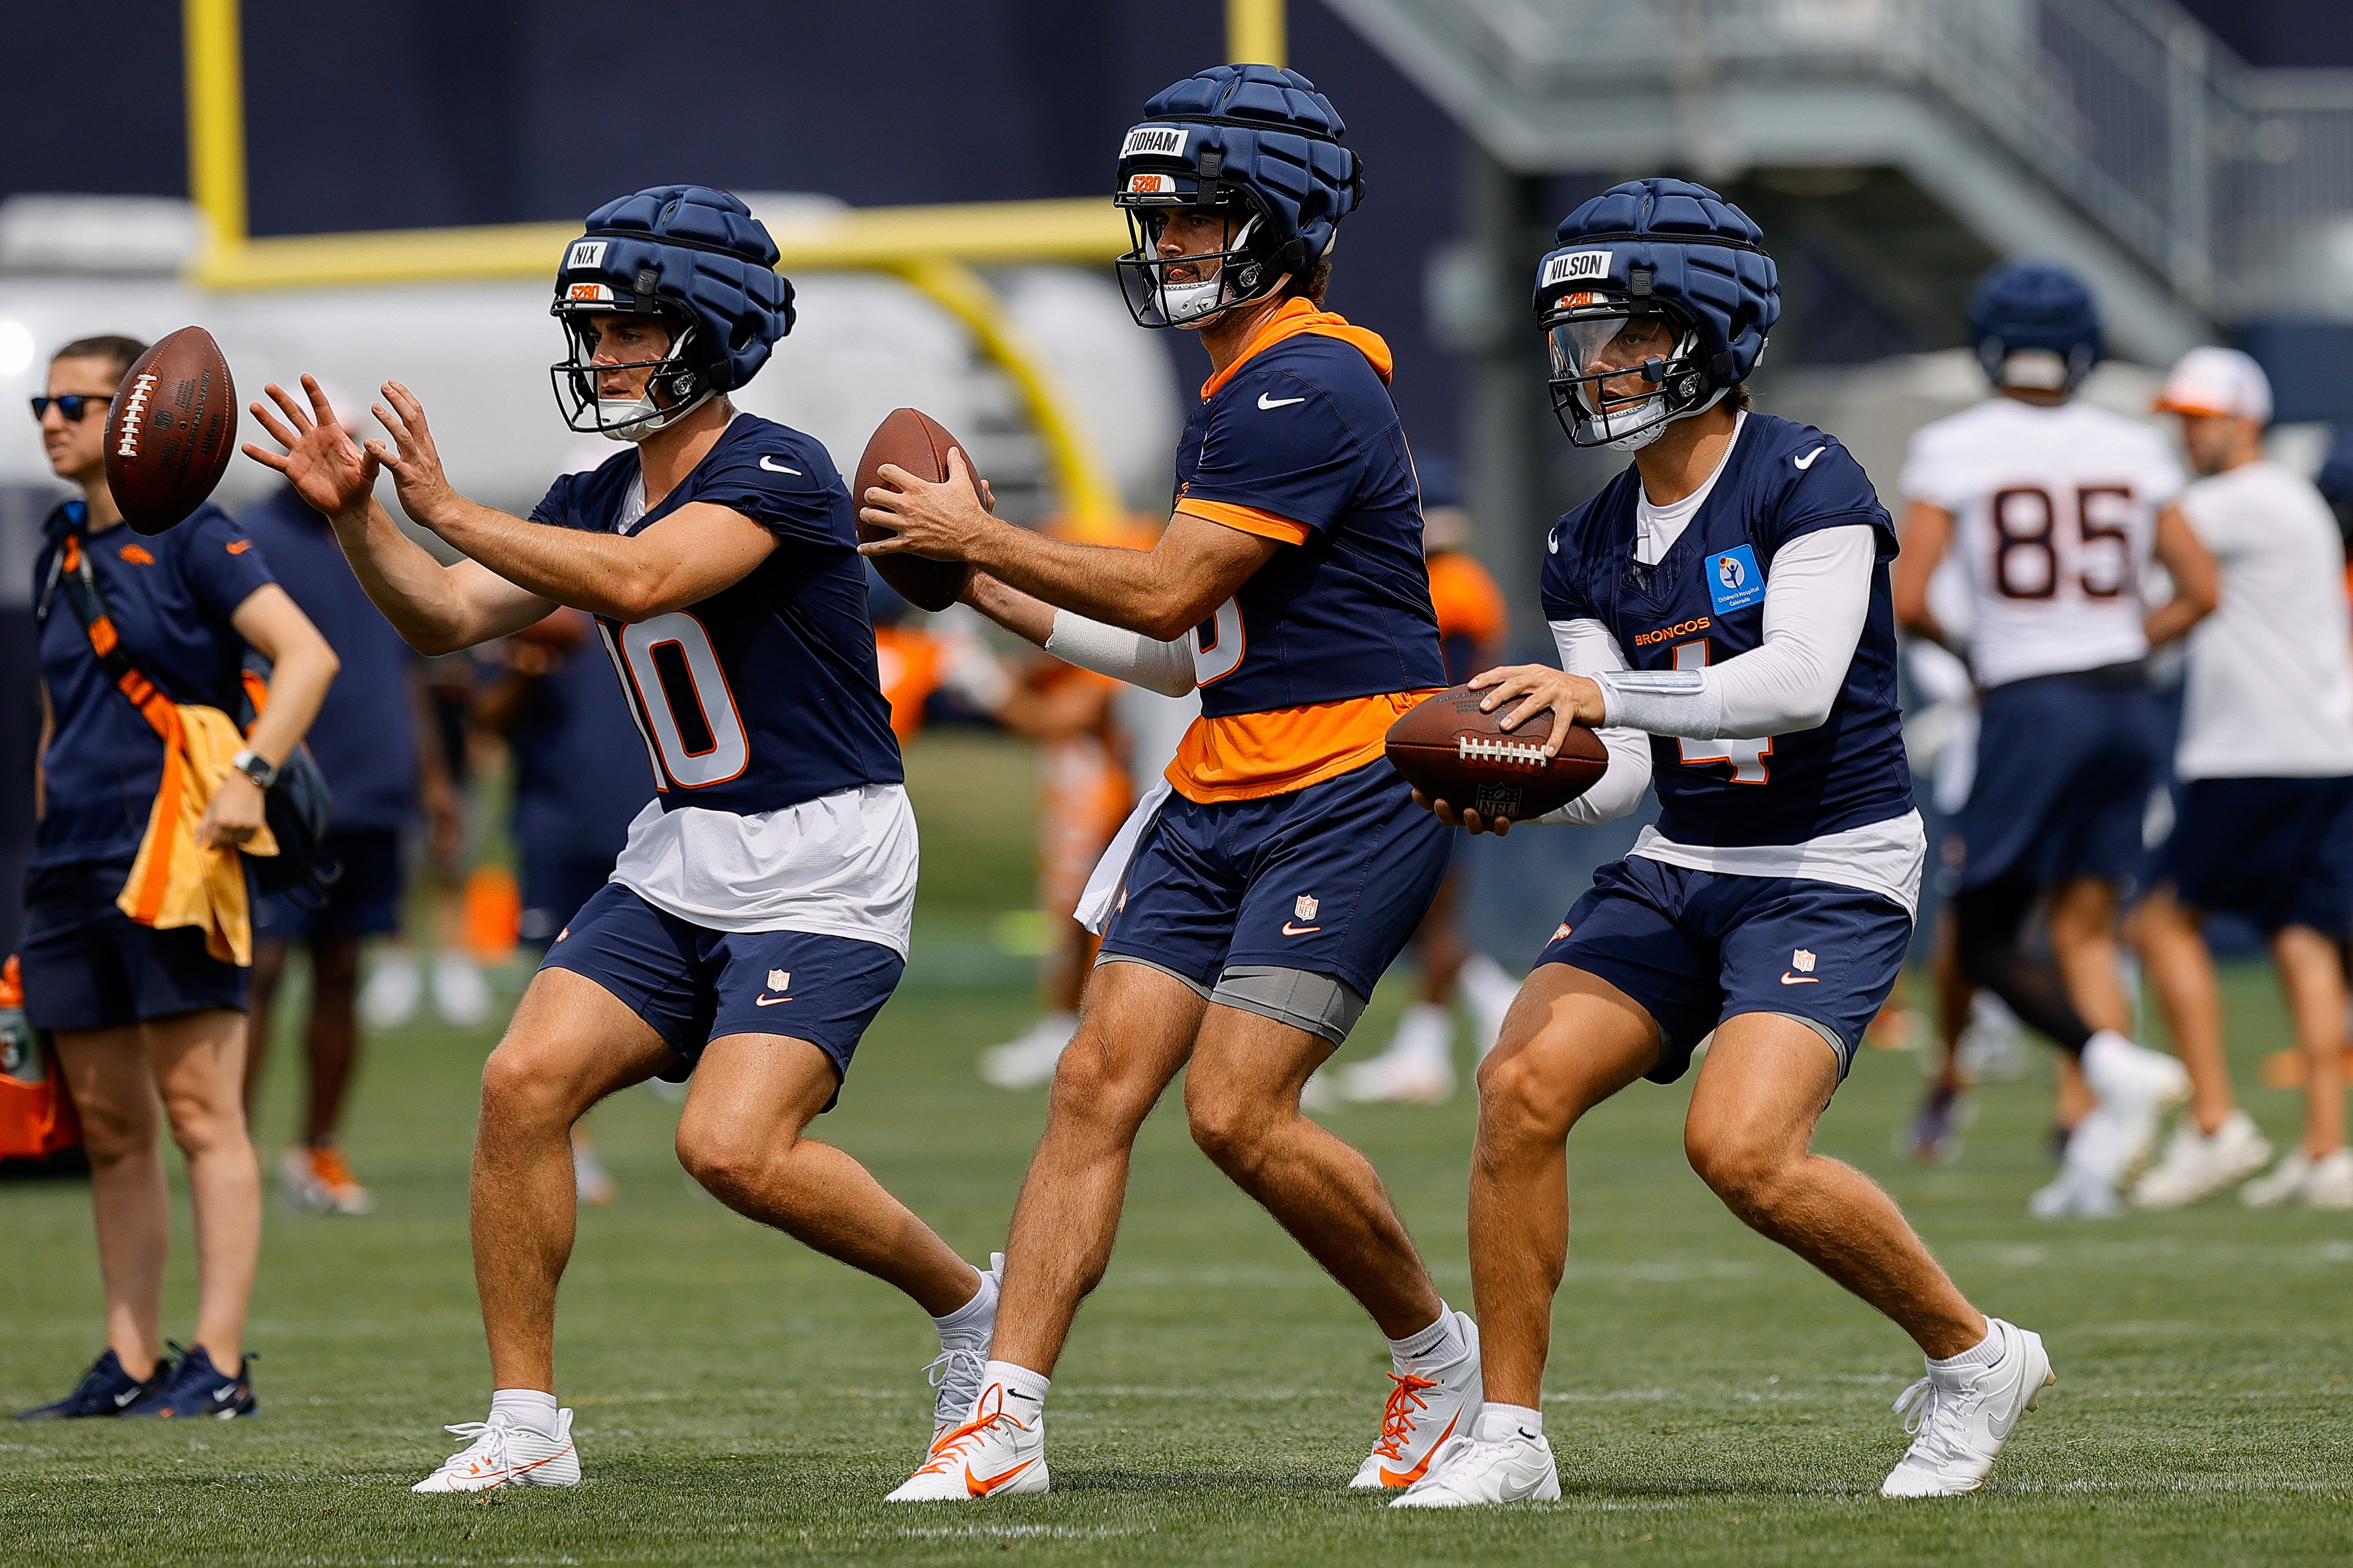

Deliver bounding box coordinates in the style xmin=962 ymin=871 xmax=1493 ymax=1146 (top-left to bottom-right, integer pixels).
xmin=3 ymin=732 xmax=2348 ymax=1566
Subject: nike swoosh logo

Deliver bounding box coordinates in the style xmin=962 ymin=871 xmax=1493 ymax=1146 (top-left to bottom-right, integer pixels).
xmin=212 ymin=1386 xmax=238 ymax=1404
xmin=1546 ymin=527 xmax=1560 ymax=555
xmin=113 ymin=1387 xmax=142 ymax=1408
xmin=754 ymin=994 xmax=792 ymax=1005
xmin=1281 ymin=922 xmax=1320 ymax=936
xmin=1794 ymin=447 xmax=1825 ymax=470
xmin=759 ymin=455 xmax=801 ymax=474
xmin=1379 ymin=1410 xmax=1460 ymax=1486
xmin=1257 ymin=393 xmax=1307 ymax=411
xmin=966 ymin=1458 xmax=1036 ymax=1495
xmin=1779 ymin=973 xmax=1820 ymax=985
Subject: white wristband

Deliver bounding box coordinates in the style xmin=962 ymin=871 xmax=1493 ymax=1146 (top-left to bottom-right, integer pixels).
xmin=1044 ymin=610 xmax=1196 ymax=697
xmin=1596 ymin=668 xmax=1724 ymax=739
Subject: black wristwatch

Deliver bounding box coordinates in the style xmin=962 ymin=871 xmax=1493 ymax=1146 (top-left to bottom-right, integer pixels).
xmin=229 ymin=747 xmax=279 ymax=791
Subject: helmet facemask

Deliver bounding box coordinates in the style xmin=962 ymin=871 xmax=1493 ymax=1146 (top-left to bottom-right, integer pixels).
xmin=1115 ymin=186 xmax=1297 ymax=330
xmin=1542 ymin=293 xmax=1726 ymax=452
xmin=550 ymin=306 xmax=716 ymax=443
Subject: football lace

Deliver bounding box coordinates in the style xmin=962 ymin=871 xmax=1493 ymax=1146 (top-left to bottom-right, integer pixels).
xmin=1456 ymin=735 xmax=1548 ymax=769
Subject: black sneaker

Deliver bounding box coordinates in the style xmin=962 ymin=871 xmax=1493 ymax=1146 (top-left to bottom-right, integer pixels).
xmin=120 ymin=1343 xmax=256 ymax=1420
xmin=15 ymin=1348 xmax=173 ymax=1419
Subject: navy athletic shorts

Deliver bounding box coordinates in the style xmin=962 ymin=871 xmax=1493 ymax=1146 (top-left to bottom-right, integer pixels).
xmin=252 ymin=829 xmax=404 ymax=946
xmin=1952 ymin=667 xmax=2161 ymax=892
xmin=539 ymin=881 xmax=903 ymax=1100
xmin=1537 ymin=855 xmax=1914 ymax=1084
xmin=1097 ymin=755 xmax=1452 ymax=1005
xmin=19 ymin=861 xmax=249 ymax=1031
xmin=2163 ymin=775 xmax=2353 ymax=936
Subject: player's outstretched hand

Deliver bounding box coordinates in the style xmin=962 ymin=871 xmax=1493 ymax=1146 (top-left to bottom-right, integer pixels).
xmin=1469 ymin=664 xmax=1607 ymax=758
xmin=243 ymin=375 xmax=379 ymax=520
xmin=1411 ymin=787 xmax=1515 ymax=837
xmin=364 ymin=380 xmax=460 ymax=532
xmin=858 ymin=446 xmax=995 ymax=562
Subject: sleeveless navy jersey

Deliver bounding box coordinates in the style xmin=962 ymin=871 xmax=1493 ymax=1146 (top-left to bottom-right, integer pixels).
xmin=530 ymin=415 xmax=902 ymax=815
xmin=1539 ymin=413 xmax=1914 ymax=848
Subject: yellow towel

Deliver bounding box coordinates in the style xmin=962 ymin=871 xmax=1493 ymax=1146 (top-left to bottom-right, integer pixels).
xmin=116 ymin=703 xmax=279 ymax=967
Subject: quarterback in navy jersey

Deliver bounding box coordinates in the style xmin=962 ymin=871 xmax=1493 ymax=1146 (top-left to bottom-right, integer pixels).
xmin=1394 ymin=181 xmax=2055 ymax=1509
xmin=246 ymin=187 xmax=1000 ymax=1493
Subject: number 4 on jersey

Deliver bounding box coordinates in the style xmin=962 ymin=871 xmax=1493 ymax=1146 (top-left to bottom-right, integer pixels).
xmin=1672 ymin=639 xmax=1770 ymax=784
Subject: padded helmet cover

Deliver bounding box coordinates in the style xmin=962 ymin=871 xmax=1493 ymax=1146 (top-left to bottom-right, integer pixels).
xmin=1967 ymin=260 xmax=2102 ymax=385
xmin=1531 ymin=178 xmax=1779 ymax=385
xmin=553 ymin=185 xmax=795 ymax=393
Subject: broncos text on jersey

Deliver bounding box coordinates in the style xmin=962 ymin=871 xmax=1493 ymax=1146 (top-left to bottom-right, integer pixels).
xmin=1541 ymin=413 xmax=1915 ymax=849
xmin=529 ymin=415 xmax=902 ymax=816
xmin=1163 ymin=299 xmax=1446 ymax=802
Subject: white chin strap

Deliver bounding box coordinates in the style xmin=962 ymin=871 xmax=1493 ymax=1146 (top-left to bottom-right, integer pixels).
xmin=1596 ymin=396 xmax=1670 ymax=452
xmin=597 ymin=389 xmax=711 ymax=443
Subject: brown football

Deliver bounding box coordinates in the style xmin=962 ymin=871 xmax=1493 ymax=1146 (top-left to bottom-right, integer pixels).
xmin=853 ymin=407 xmax=980 ymax=613
xmin=103 ymin=326 xmax=237 ymax=535
xmin=1385 ymin=685 xmax=1610 ymax=823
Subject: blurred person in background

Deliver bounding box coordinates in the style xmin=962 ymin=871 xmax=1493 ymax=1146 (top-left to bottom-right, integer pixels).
xmin=358 ymin=652 xmax=492 ymax=1031
xmin=16 ymin=334 xmax=337 ymax=1420
xmin=1893 ymin=261 xmax=2216 ymax=1219
xmin=1336 ymin=457 xmax=1520 ymax=1104
xmin=472 ymin=604 xmax=657 ymax=1206
xmin=240 ymin=387 xmax=463 ymax=1216
xmin=2128 ymin=349 xmax=2353 ymax=1210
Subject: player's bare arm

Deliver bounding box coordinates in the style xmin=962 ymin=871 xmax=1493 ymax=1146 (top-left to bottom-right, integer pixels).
xmin=860 ymin=458 xmax=1276 ymax=642
xmin=1889 ymin=499 xmax=1960 ymax=653
xmin=2142 ymin=500 xmax=2220 ymax=647
xmin=199 ymin=584 xmax=340 ymax=850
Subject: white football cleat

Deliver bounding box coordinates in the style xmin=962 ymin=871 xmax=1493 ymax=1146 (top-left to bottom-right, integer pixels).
xmin=924 ymin=1254 xmax=1003 ymax=1453
xmin=1390 ymin=1406 xmax=1559 ymax=1508
xmin=2242 ymin=1146 xmax=2353 ymax=1208
xmin=2130 ymin=1112 xmax=2272 ymax=1209
xmin=1880 ymin=1318 xmax=2054 ymax=1498
xmin=359 ymin=951 xmax=422 ymax=1031
xmin=886 ymin=1381 xmax=1048 ymax=1501
xmin=2080 ymin=1033 xmax=2189 ymax=1180
xmin=2029 ymin=1105 xmax=2130 ymax=1219
xmin=977 ymin=1015 xmax=1076 ymax=1090
xmin=1349 ymin=1311 xmax=1481 ymax=1490
xmin=1339 ymin=1007 xmax=1456 ymax=1105
xmin=411 ymin=1409 xmax=579 ymax=1493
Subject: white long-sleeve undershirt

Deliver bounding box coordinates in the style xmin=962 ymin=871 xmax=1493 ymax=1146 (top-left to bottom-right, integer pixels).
xmin=1042 ymin=609 xmax=1197 ymax=697
xmin=1586 ymin=524 xmax=1878 ymax=740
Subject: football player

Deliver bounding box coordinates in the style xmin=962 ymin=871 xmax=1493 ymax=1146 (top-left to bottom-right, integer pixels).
xmin=245 ymin=187 xmax=1000 ymax=1491
xmin=2131 ymin=349 xmax=2353 ymax=1209
xmin=1893 ymin=262 xmax=2216 ymax=1218
xmin=862 ymin=65 xmax=1474 ymax=1500
xmin=1394 ymin=181 xmax=2052 ymax=1505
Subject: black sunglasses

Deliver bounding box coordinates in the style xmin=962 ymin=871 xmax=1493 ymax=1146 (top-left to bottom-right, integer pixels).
xmin=31 ymin=394 xmax=111 ymax=423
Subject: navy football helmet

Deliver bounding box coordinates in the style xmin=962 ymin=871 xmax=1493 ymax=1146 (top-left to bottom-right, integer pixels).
xmin=550 ymin=186 xmax=795 ymax=441
xmin=1968 ymin=261 xmax=2101 ymax=392
xmin=1113 ymin=64 xmax=1365 ymax=329
xmin=1531 ymin=178 xmax=1779 ymax=451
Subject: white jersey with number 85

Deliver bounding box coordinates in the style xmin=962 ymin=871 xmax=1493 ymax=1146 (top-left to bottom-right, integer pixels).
xmin=1899 ymin=397 xmax=2184 ymax=690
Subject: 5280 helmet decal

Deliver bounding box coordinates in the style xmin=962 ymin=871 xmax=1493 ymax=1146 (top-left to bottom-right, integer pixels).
xmin=548 ymin=186 xmax=795 ymax=442
xmin=1112 ymin=64 xmax=1365 ymax=330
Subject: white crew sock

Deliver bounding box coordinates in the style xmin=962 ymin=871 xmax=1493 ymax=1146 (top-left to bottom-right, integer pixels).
xmin=1388 ymin=1303 xmax=1466 ymax=1372
xmin=2080 ymin=1029 xmax=2139 ymax=1093
xmin=490 ymin=1387 xmax=560 ymax=1434
xmin=932 ymin=1263 xmax=996 ymax=1335
xmin=1471 ymin=1401 xmax=1543 ymax=1442
xmin=979 ymin=1359 xmax=1050 ymax=1423
xmin=1928 ymin=1321 xmax=2007 ymax=1374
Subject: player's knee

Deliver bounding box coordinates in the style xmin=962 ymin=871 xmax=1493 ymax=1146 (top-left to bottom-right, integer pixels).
xmin=1684 ymin=1123 xmax=1791 ymax=1217
xmin=1043 ymin=1028 xmax=1157 ymax=1134
xmin=159 ymin=1090 xmax=241 ymax=1162
xmin=1475 ymin=1043 xmax=1584 ymax=1144
xmin=76 ymin=1099 xmax=160 ymax=1165
xmin=478 ymin=1042 xmax=576 ymax=1129
xmin=673 ymin=1119 xmax=773 ymax=1209
xmin=1183 ymin=1079 xmax=1278 ymax=1174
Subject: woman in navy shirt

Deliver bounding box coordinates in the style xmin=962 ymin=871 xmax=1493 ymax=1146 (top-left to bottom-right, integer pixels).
xmin=16 ymin=335 xmax=338 ymax=1421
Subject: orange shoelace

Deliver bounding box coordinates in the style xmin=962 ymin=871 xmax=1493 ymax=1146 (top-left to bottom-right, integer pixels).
xmin=1369 ymin=1371 xmax=1439 ymax=1461
xmin=911 ymin=1386 xmax=1020 ymax=1477
xmin=310 ymin=1146 xmax=362 ymax=1193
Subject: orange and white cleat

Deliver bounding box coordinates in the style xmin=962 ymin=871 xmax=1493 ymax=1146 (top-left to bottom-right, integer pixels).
xmin=886 ymin=1381 xmax=1049 ymax=1501
xmin=411 ymin=1409 xmax=579 ymax=1493
xmin=280 ymin=1143 xmax=375 ymax=1215
xmin=1349 ymin=1310 xmax=1482 ymax=1489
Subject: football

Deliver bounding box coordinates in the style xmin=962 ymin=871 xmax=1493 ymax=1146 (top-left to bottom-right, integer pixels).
xmin=102 ymin=326 xmax=238 ymax=535
xmin=1385 ymin=684 xmax=1610 ymax=822
xmin=853 ymin=407 xmax=981 ymax=613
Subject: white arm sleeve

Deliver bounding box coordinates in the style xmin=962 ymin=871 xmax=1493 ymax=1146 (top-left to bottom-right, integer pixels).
xmin=1042 ymin=610 xmax=1197 ymax=698
xmin=1594 ymin=524 xmax=1876 ymax=740
xmin=1535 ymin=618 xmax=1654 ymax=826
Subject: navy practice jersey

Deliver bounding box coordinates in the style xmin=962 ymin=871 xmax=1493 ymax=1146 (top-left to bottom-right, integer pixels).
xmin=529 ymin=415 xmax=902 ymax=815
xmin=1163 ymin=301 xmax=1446 ymax=802
xmin=1540 ymin=413 xmax=1915 ymax=848
xmin=32 ymin=501 xmax=276 ymax=869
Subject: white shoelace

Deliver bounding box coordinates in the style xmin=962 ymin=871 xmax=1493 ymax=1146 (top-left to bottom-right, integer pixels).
xmin=924 ymin=1347 xmax=987 ymax=1426
xmin=432 ymin=1420 xmax=512 ymax=1476
xmin=1891 ymin=1378 xmax=1976 ymax=1468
